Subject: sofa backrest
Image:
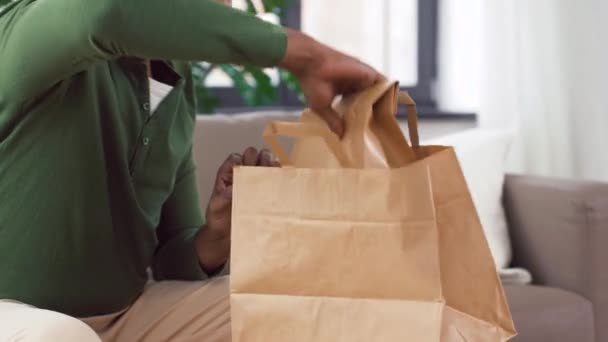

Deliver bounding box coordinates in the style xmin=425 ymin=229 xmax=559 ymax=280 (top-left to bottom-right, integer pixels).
xmin=192 ymin=111 xmax=299 ymax=212
xmin=192 ymin=112 xmax=513 ymax=270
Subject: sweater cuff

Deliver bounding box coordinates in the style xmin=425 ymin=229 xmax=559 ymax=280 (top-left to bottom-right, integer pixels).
xmin=152 ymin=228 xmax=209 ymax=281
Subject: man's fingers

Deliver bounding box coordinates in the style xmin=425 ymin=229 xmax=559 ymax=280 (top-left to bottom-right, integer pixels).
xmin=326 ymin=55 xmax=384 ymax=95
xmin=216 ymin=153 xmax=242 ymax=177
xmin=207 ymin=184 xmax=232 ymax=215
xmin=316 ymin=107 xmax=344 ymax=138
xmin=220 ymin=185 xmax=233 ymax=201
xmin=256 ymin=149 xmax=272 ymax=166
xmin=213 ymin=153 xmax=242 ymax=194
xmin=257 ymin=149 xmax=280 ymax=167
xmin=242 ymin=147 xmax=258 ymax=166
xmin=336 ymin=72 xmax=384 ymax=95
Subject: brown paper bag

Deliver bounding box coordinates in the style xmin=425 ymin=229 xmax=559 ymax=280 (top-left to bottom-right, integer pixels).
xmin=230 ymin=82 xmax=516 ymax=341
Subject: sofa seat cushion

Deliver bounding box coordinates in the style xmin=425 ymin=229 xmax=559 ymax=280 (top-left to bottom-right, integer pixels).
xmin=504 ymin=285 xmax=594 ymax=342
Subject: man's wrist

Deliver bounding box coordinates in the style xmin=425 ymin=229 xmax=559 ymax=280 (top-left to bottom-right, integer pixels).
xmin=279 ymin=29 xmax=324 ymax=75
xmin=194 ymin=225 xmax=230 ymax=274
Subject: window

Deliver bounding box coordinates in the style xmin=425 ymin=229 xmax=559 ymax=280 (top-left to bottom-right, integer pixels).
xmin=203 ymin=0 xmax=300 ymax=111
xmin=203 ymin=0 xmax=281 ymax=89
xmin=211 ymin=0 xmax=440 ymax=114
xmin=302 ymin=1 xmax=419 ymax=87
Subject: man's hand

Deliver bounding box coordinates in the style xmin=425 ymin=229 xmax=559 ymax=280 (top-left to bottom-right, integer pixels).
xmin=280 ymin=29 xmax=384 ymax=137
xmin=194 ymin=147 xmax=279 ymax=273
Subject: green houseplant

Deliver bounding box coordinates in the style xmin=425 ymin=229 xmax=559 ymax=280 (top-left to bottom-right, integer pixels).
xmin=193 ymin=0 xmax=303 ymax=113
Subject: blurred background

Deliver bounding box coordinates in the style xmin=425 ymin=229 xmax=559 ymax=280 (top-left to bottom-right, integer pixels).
xmin=205 ymin=0 xmax=608 ymax=182
xmin=216 ymin=0 xmax=608 ymax=182
xmin=1 ymin=0 xmax=606 ymax=181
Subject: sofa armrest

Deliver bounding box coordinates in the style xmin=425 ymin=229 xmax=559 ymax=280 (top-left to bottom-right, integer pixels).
xmin=503 ymin=174 xmax=608 ymax=341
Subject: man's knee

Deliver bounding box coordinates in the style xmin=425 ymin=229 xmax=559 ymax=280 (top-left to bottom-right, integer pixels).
xmin=8 ymin=308 xmax=100 ymax=342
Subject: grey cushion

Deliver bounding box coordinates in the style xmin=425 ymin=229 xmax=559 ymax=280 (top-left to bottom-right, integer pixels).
xmin=505 ymin=285 xmax=594 ymax=342
xmin=504 ymin=174 xmax=608 ymax=341
xmin=193 ymin=112 xmax=299 ymax=212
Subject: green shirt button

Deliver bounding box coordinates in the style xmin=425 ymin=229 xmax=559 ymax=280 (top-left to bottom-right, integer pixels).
xmin=143 ymin=102 xmax=150 ymax=111
xmin=143 ymin=137 xmax=150 ymax=145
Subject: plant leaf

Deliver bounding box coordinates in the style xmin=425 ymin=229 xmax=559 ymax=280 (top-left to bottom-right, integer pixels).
xmin=219 ymin=64 xmax=258 ymax=105
xmin=263 ymin=0 xmax=287 ymax=14
xmin=279 ymin=70 xmax=305 ymax=103
xmin=193 ymin=78 xmax=220 ymax=114
xmin=243 ymin=65 xmax=277 ymax=105
xmin=244 ymin=0 xmax=257 ymax=14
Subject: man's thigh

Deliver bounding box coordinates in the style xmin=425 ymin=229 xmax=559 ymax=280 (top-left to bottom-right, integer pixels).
xmin=82 ymin=276 xmax=231 ymax=342
xmin=0 ymin=300 xmax=101 ymax=342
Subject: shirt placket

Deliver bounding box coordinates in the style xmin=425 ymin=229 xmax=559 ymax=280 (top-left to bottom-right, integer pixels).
xmin=129 ymin=60 xmax=155 ymax=176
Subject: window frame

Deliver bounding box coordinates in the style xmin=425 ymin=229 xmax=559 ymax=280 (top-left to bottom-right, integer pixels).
xmin=211 ymin=0 xmax=475 ymax=119
xmin=407 ymin=0 xmax=438 ymax=108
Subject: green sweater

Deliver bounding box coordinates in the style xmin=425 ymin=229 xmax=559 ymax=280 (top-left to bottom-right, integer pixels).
xmin=0 ymin=0 xmax=286 ymax=317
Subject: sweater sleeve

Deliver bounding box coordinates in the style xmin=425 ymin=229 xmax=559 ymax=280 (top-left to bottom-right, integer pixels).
xmin=0 ymin=0 xmax=287 ymax=101
xmin=152 ymin=148 xmax=209 ymax=281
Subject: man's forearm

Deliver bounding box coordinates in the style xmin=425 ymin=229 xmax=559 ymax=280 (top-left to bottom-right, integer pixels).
xmin=194 ymin=225 xmax=230 ymax=274
xmin=278 ymin=29 xmax=324 ymax=75
xmin=2 ymin=0 xmax=286 ymax=101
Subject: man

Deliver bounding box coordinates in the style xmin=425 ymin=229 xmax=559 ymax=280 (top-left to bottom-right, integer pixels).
xmin=0 ymin=0 xmax=381 ymax=340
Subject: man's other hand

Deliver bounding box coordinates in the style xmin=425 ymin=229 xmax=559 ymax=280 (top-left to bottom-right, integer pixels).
xmin=206 ymin=147 xmax=279 ymax=239
xmin=195 ymin=147 xmax=279 ymax=273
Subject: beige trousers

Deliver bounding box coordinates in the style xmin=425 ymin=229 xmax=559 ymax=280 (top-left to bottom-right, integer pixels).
xmin=0 ymin=276 xmax=231 ymax=342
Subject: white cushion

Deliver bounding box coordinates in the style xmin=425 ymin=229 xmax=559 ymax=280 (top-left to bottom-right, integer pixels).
xmin=423 ymin=128 xmax=514 ymax=269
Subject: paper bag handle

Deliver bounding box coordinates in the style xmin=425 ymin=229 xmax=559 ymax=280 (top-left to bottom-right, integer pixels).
xmin=263 ymin=121 xmax=352 ymax=167
xmin=398 ymin=91 xmax=420 ymax=148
